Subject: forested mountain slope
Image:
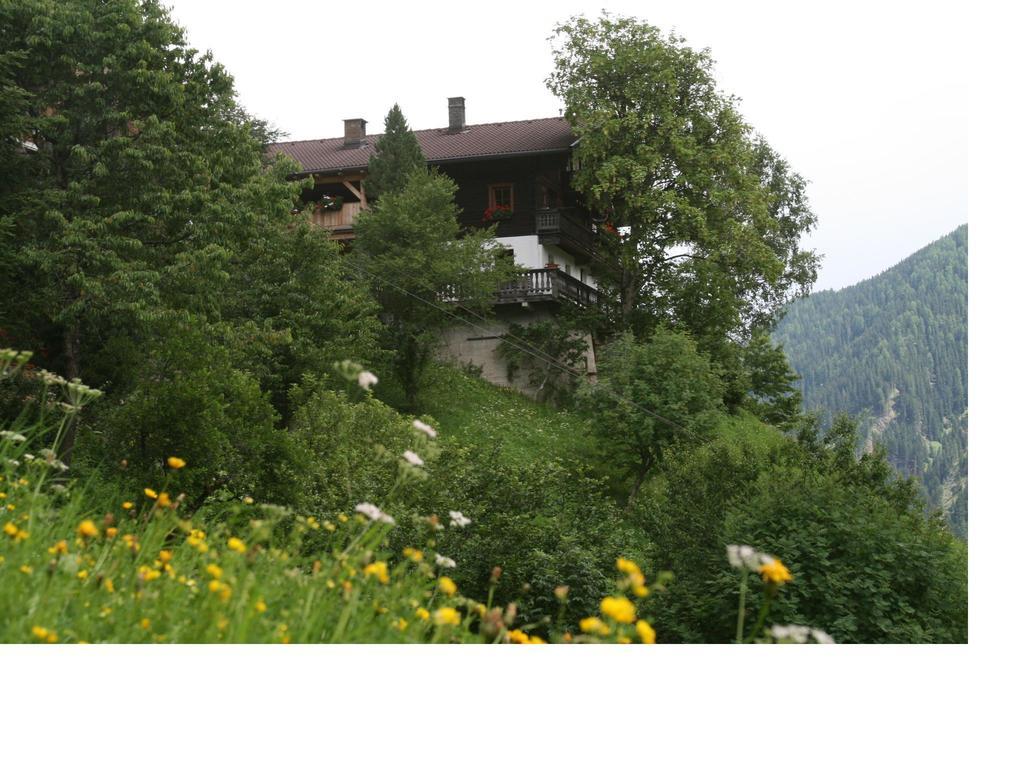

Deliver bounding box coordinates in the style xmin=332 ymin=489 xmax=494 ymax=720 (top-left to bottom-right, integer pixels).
xmin=774 ymin=225 xmax=967 ymax=536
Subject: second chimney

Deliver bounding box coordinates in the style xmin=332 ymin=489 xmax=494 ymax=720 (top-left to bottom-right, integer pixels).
xmin=344 ymin=118 xmax=367 ymax=147
xmin=448 ymin=97 xmax=465 ymax=133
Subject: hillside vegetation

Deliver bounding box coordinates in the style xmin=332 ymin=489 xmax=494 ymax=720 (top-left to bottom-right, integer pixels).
xmin=0 ymin=2 xmax=967 ymax=643
xmin=775 ymin=226 xmax=968 ymax=536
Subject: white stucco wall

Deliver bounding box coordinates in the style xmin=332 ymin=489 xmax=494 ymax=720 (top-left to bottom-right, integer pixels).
xmin=495 ymin=235 xmax=598 ymax=289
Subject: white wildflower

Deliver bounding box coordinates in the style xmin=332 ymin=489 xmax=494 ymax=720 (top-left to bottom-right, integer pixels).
xmin=412 ymin=419 xmax=437 ymax=439
xmin=770 ymin=624 xmax=811 ymax=644
xmin=726 ymin=544 xmax=761 ymax=571
xmin=435 ymin=554 xmax=456 ymax=569
xmin=354 ymin=502 xmax=395 ymax=525
xmin=402 ymin=450 xmax=424 ymax=467
xmin=357 ymin=370 xmax=378 ymax=390
xmin=810 ymin=628 xmax=835 ymax=644
xmin=448 ymin=510 xmax=471 ymax=528
xmin=0 ymin=430 xmax=27 ymax=443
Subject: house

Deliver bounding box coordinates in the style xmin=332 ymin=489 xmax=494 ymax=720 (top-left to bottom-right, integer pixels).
xmin=268 ymin=97 xmax=600 ymax=395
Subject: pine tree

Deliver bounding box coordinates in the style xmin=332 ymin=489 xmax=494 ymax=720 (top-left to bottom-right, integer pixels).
xmin=364 ymin=104 xmax=426 ymax=199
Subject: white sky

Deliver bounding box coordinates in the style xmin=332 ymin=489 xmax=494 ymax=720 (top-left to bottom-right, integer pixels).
xmin=166 ymin=0 xmax=966 ymax=291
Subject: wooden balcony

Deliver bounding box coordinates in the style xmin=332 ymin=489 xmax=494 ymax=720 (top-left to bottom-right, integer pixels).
xmin=535 ymin=208 xmax=596 ymax=262
xmin=440 ymin=268 xmax=599 ymax=306
xmin=312 ymin=202 xmax=362 ymax=239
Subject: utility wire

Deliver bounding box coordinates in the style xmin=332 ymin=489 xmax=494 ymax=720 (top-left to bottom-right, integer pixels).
xmin=344 ymin=257 xmax=692 ymax=433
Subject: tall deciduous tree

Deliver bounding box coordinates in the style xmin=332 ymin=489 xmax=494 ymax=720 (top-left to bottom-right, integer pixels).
xmin=364 ymin=104 xmax=426 ymax=199
xmin=547 ymin=13 xmax=820 ymax=340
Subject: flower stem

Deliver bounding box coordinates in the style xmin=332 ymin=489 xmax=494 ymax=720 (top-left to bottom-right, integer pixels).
xmin=735 ymin=575 xmax=748 ymax=643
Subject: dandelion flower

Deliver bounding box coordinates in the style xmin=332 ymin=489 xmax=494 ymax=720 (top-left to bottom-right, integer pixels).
xmin=616 ymin=557 xmax=641 ymax=575
xmin=412 ymin=419 xmax=437 ymax=439
xmin=759 ymin=558 xmax=793 ymax=585
xmin=121 ymin=501 xmax=134 ymax=510
xmin=227 ymin=537 xmax=247 ymax=554
xmin=438 ymin=576 xmax=457 ymax=596
xmin=363 ymin=561 xmax=390 ymax=584
xmin=415 ymin=607 xmax=431 ymax=621
xmin=636 ymin=620 xmax=656 ymax=645
xmin=158 ymin=550 xmax=172 ymax=563
xmin=433 ymin=607 xmax=461 ymax=626
xmin=243 ymin=496 xmax=254 ymax=505
xmin=206 ymin=564 xmax=223 ymax=580
xmin=255 ymin=599 xmax=267 ymax=613
xmin=76 ymin=520 xmax=99 ymax=538
xmin=144 ymin=488 xmax=158 ymax=499
xmin=448 ymin=510 xmax=471 ymax=528
xmin=507 ymin=629 xmax=529 ymax=644
xmin=600 ymin=596 xmax=637 ymax=624
xmin=3 ymin=521 xmax=18 ymax=537
xmin=357 ymin=370 xmax=378 ymax=390
xmin=402 ymin=450 xmax=424 ymax=467
xmin=579 ymin=617 xmax=610 ymax=636
xmin=105 ymin=527 xmax=118 ymax=539
xmin=167 ymin=456 xmax=186 ymax=469
xmin=402 ymin=547 xmax=424 ymax=562
xmin=156 ymin=492 xmax=172 ymax=508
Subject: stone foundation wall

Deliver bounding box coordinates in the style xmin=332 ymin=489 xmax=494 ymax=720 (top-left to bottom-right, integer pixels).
xmin=438 ymin=304 xmax=597 ymax=399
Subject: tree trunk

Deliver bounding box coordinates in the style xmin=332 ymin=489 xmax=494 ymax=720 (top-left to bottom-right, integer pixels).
xmin=625 ymin=453 xmax=654 ymax=512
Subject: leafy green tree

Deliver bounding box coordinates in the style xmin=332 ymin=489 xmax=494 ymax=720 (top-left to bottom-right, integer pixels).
xmin=365 ymin=104 xmax=426 ymax=199
xmin=644 ymin=414 xmax=968 ymax=643
xmin=351 ymin=168 xmax=514 ymax=407
xmin=547 ymin=13 xmax=819 ymax=339
xmin=576 ymin=326 xmax=724 ymax=506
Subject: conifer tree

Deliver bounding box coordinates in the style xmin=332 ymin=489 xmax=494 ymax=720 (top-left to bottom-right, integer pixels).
xmin=364 ymin=104 xmax=426 ymax=199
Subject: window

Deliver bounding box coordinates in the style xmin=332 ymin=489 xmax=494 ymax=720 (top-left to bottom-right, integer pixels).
xmin=488 ymin=183 xmax=514 ymax=211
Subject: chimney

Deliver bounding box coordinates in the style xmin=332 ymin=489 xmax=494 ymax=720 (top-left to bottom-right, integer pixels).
xmin=343 ymin=118 xmax=367 ymax=147
xmin=448 ymin=97 xmax=465 ymax=133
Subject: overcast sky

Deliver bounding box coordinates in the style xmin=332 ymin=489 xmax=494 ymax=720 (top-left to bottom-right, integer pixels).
xmin=166 ymin=0 xmax=966 ymax=291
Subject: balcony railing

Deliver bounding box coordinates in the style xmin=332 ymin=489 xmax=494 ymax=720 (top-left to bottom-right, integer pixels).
xmin=535 ymin=208 xmax=596 ymax=259
xmin=312 ymin=202 xmax=362 ymax=231
xmin=492 ymin=268 xmax=599 ymax=307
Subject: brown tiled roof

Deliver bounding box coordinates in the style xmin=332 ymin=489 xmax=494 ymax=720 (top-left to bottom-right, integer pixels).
xmin=269 ymin=116 xmax=573 ymax=174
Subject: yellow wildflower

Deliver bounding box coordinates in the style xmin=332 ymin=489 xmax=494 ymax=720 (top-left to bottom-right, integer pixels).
xmin=415 ymin=607 xmax=431 ymax=621
xmin=156 ymin=492 xmax=172 ymax=508
xmin=121 ymin=501 xmax=134 ymax=510
xmin=158 ymin=550 xmax=172 ymax=563
xmin=47 ymin=540 xmax=69 ymax=556
xmin=255 ymin=599 xmax=267 ymax=613
xmin=507 ymin=629 xmax=529 ymax=644
xmin=227 ymin=537 xmax=247 ymax=554
xmin=243 ymin=496 xmax=254 ymax=505
xmin=19 ymin=564 xmax=32 ymax=575
xmin=76 ymin=520 xmax=99 ymax=538
xmin=616 ymin=557 xmax=641 ymax=575
xmin=402 ymin=547 xmax=424 ymax=562
xmin=438 ymin=576 xmax=457 ymax=596
xmin=394 ymin=618 xmax=409 ymax=632
xmin=139 ymin=618 xmax=151 ymax=630
xmin=105 ymin=527 xmax=118 ymax=539
xmin=629 ymin=572 xmax=649 ymax=598
xmin=363 ymin=561 xmax=390 ymax=584
xmin=76 ymin=569 xmax=89 ymax=581
xmin=600 ymin=596 xmax=637 ymax=624
xmin=144 ymin=488 xmax=158 ymax=499
xmin=579 ymin=617 xmax=610 ymax=636
xmin=617 ymin=636 xmax=632 ymax=644
xmin=3 ymin=521 xmax=19 ymax=537
xmin=31 ymin=626 xmax=57 ymax=643
xmin=103 ymin=578 xmax=114 ymax=594
xmin=167 ymin=456 xmax=186 ymax=470
xmin=433 ymin=607 xmax=461 ymax=626
xmin=636 ymin=620 xmax=656 ymax=645
xmin=528 ymin=635 xmax=547 ymax=644
xmin=759 ymin=558 xmax=793 ymax=585
xmin=205 ymin=563 xmax=223 ymax=580
xmin=138 ymin=565 xmax=160 ymax=582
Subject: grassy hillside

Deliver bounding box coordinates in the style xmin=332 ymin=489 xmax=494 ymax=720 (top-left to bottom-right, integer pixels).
xmin=774 ymin=225 xmax=967 ymax=536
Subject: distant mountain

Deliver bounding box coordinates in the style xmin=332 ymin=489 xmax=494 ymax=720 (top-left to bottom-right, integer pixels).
xmin=774 ymin=225 xmax=968 ymax=537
